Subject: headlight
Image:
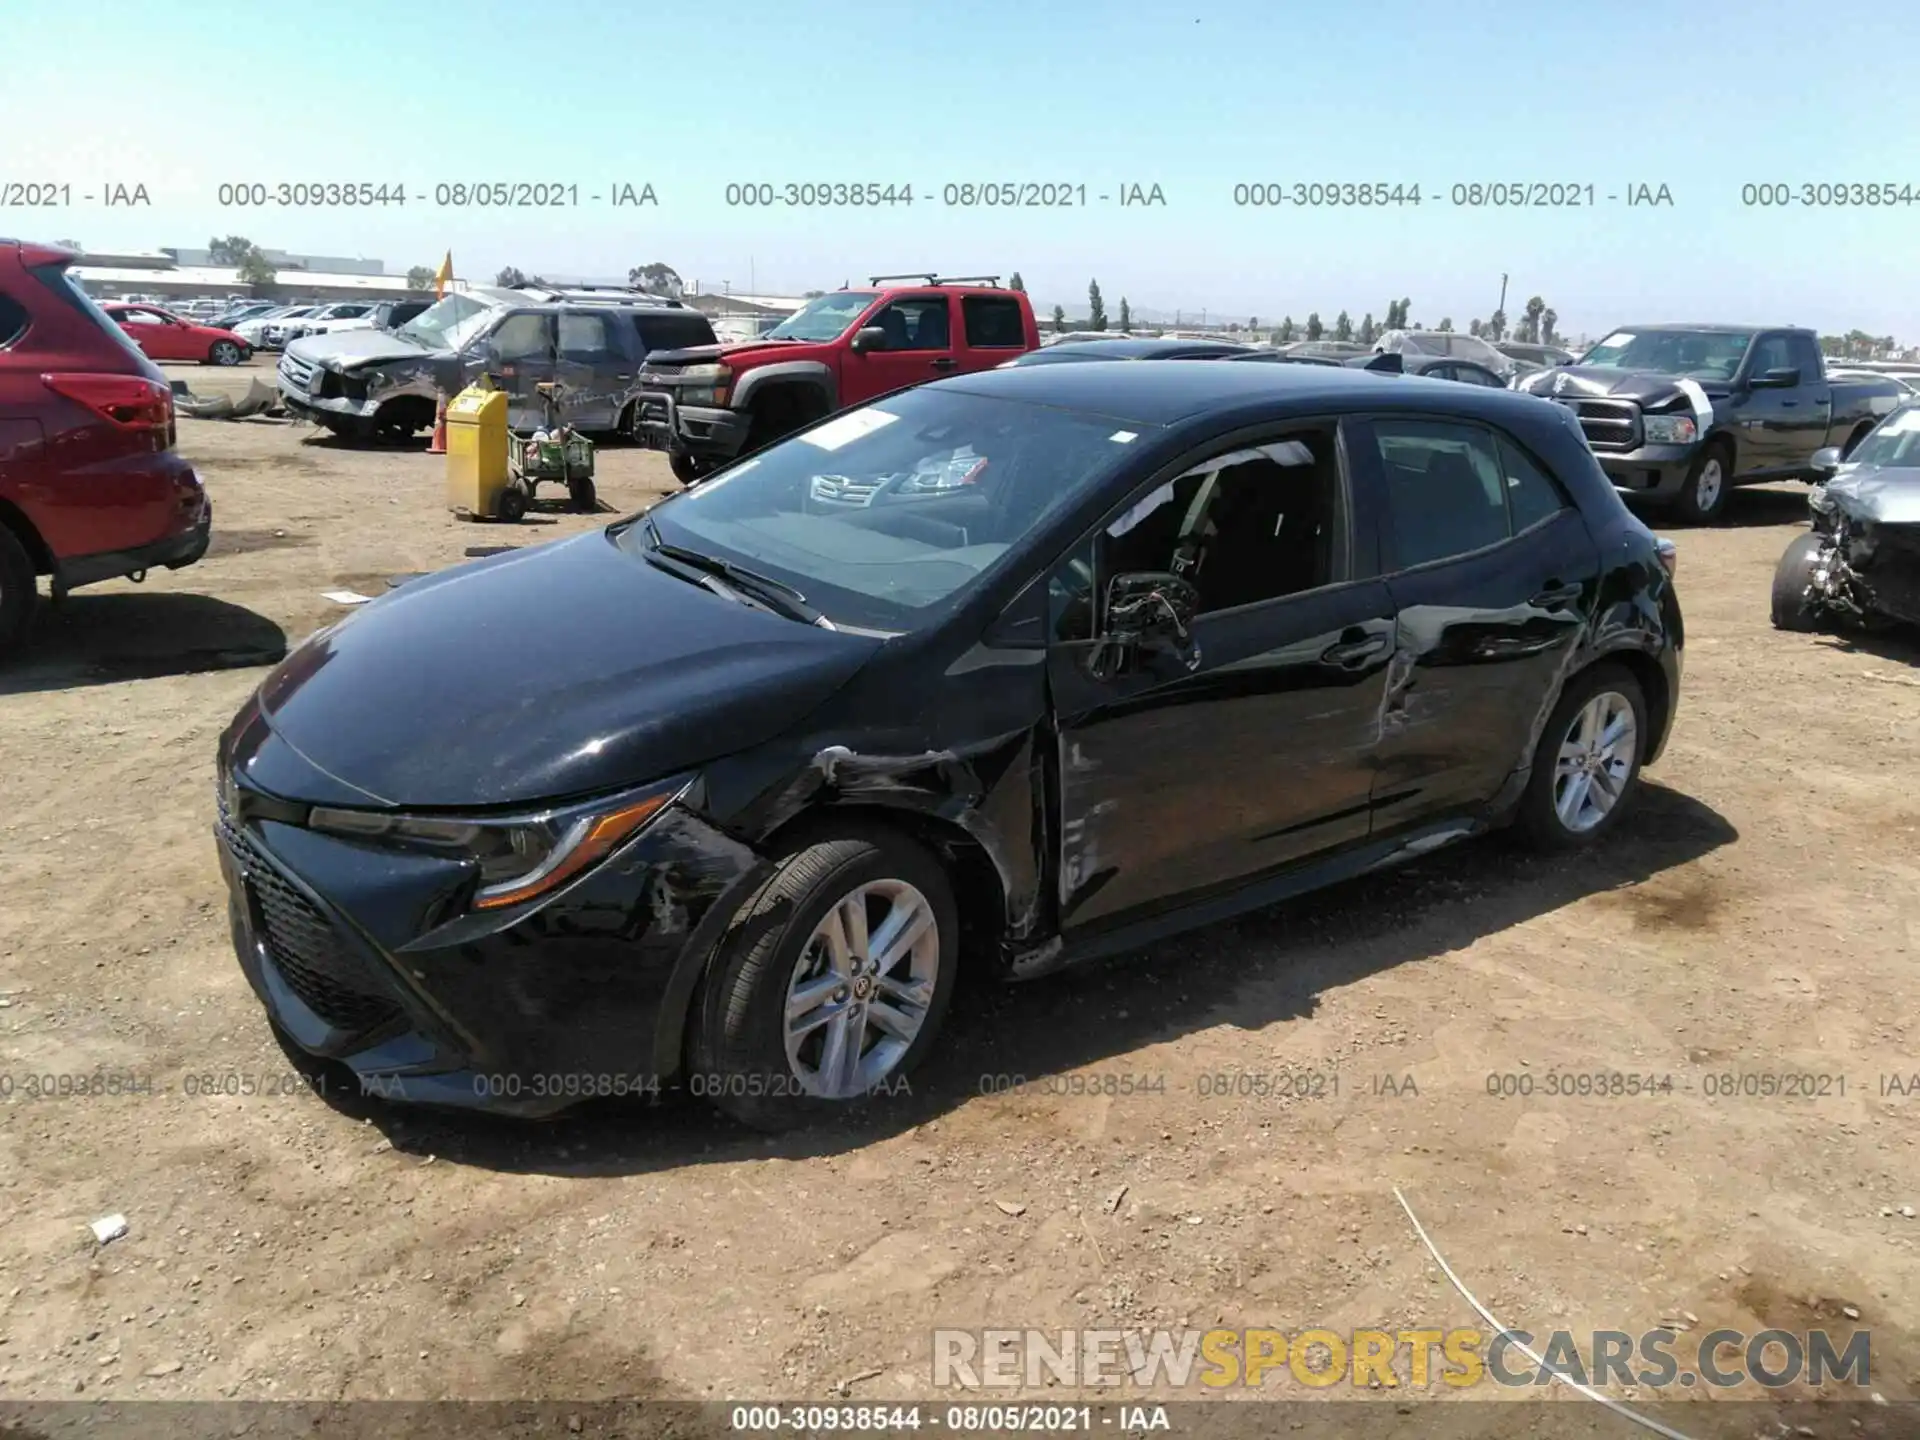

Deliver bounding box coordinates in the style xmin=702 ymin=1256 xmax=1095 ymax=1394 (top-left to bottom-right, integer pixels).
xmin=1643 ymin=413 xmax=1698 ymax=445
xmin=674 ymin=363 xmax=732 ymax=408
xmin=308 ymin=777 xmax=687 ymax=911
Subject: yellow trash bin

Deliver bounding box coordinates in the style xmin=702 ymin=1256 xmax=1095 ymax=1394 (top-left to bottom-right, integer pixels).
xmin=445 ymin=383 xmax=510 ymax=519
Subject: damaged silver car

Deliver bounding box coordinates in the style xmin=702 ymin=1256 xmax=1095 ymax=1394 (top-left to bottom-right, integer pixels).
xmin=1772 ymin=402 xmax=1920 ymax=632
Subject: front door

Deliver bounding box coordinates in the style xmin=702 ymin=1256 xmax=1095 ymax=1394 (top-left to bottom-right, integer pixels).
xmin=1047 ymin=422 xmax=1397 ymax=934
xmin=1347 ymin=415 xmax=1602 ymax=832
xmin=554 ymin=309 xmax=630 ymax=430
xmin=841 ymin=293 xmax=955 ymax=403
xmin=480 ymin=311 xmax=557 ymax=430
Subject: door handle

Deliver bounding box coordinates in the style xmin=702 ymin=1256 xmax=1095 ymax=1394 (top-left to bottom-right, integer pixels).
xmin=1320 ymin=632 xmax=1389 ymax=668
xmin=930 ymin=357 xmax=957 ymax=370
xmin=1530 ymin=581 xmax=1583 ymax=609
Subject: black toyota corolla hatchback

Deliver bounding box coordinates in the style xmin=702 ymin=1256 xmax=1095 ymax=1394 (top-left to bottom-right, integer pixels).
xmin=216 ymin=362 xmax=1682 ymax=1128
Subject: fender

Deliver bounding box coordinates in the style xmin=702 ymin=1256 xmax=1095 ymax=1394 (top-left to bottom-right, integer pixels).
xmin=731 ymin=360 xmax=837 ymax=414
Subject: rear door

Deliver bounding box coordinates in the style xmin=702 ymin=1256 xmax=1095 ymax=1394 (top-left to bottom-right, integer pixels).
xmin=958 ymin=293 xmax=1029 ymax=374
xmin=1350 ymin=414 xmax=1600 ymax=832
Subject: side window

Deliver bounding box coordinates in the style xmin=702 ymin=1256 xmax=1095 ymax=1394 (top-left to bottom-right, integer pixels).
xmin=1424 ymin=363 xmax=1456 ymax=381
xmin=1101 ymin=430 xmax=1343 ymax=615
xmin=869 ymin=297 xmax=950 ymax=351
xmin=1456 ymin=364 xmax=1505 ymax=387
xmin=1371 ymin=419 xmax=1510 ymax=569
xmin=1787 ymin=333 xmax=1823 ymax=379
xmin=0 ymin=292 xmax=26 ymax=347
xmin=1049 ymin=536 xmax=1097 ymax=642
xmin=558 ymin=311 xmax=617 ymax=360
xmin=1748 ymin=334 xmax=1793 ymax=376
xmin=489 ymin=312 xmax=551 ymax=360
xmin=123 ymin=308 xmax=163 ymax=325
xmin=1497 ymin=435 xmax=1569 ymax=533
xmin=963 ymin=296 xmax=1026 ymax=348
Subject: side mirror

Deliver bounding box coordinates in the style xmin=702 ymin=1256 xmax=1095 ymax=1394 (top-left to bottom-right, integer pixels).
xmin=850 ymin=326 xmax=886 ymax=354
xmin=1810 ymin=445 xmax=1842 ymax=476
xmin=1089 ymin=572 xmax=1201 ymax=677
xmin=1750 ymin=366 xmax=1801 ymax=389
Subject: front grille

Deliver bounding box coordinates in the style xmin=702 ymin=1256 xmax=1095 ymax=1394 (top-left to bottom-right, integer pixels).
xmin=809 ymin=474 xmax=883 ymax=506
xmin=1566 ymin=398 xmax=1641 ymax=451
xmin=279 ymin=354 xmax=314 ymax=391
xmin=218 ymin=806 xmax=401 ymax=1035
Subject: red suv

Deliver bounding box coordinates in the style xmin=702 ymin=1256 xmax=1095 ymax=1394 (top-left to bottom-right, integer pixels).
xmin=635 ymin=275 xmax=1040 ymax=483
xmin=0 ymin=239 xmax=211 ymax=654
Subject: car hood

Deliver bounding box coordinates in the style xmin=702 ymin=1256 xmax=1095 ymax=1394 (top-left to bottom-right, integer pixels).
xmin=1518 ymin=366 xmax=1730 ymax=405
xmin=285 ymin=329 xmax=439 ymax=368
xmin=248 ymin=529 xmax=882 ymax=807
xmin=1820 ymin=465 xmax=1920 ymax=524
xmin=644 ymin=340 xmax=822 ymax=367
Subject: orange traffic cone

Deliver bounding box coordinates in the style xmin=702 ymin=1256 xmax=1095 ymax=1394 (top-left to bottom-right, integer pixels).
xmin=427 ymin=392 xmax=448 ymax=454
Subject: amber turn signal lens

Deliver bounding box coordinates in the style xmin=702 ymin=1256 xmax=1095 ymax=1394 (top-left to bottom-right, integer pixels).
xmin=472 ymin=791 xmax=674 ymax=910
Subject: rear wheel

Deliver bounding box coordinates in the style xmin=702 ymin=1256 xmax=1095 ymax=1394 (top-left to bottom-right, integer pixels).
xmin=1771 ymin=532 xmax=1828 ymax=632
xmin=567 ymin=476 xmax=597 ymax=512
xmin=690 ymin=825 xmax=958 ymax=1131
xmin=497 ymin=482 xmax=530 ymax=523
xmin=1671 ymin=443 xmax=1732 ymax=524
xmin=1515 ymin=664 xmax=1648 ymax=851
xmin=669 ymin=452 xmax=711 ymax=485
xmin=209 ymin=340 xmax=245 ymax=366
xmin=0 ymin=524 xmax=36 ymax=658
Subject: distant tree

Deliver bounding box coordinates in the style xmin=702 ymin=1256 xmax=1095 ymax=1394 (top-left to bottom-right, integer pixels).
xmin=1333 ymin=310 xmax=1353 ymax=342
xmin=1277 ymin=316 xmax=1295 ymax=343
xmin=1305 ymin=312 xmax=1323 ymax=341
xmin=405 ymin=265 xmax=435 ymax=291
xmin=629 ymin=262 xmax=683 ymax=297
xmin=1486 ymin=308 xmax=1507 ymax=340
xmin=1051 ymin=304 xmax=1067 ymax=333
xmin=1009 ymin=272 xmax=1026 ymax=292
xmin=1248 ymin=315 xmax=1257 ymax=332
xmin=1088 ymin=279 xmax=1107 ymax=331
xmin=1117 ymin=296 xmax=1133 ymax=331
xmin=1437 ymin=317 xmax=1453 ymax=332
xmin=1398 ymin=296 xmax=1413 ymax=327
xmin=1358 ymin=313 xmax=1377 ymax=345
xmin=1383 ymin=299 xmax=1402 ymax=329
xmin=1540 ymin=308 xmax=1558 ymax=345
xmin=495 ymin=265 xmax=527 ymax=288
xmin=803 ymin=289 xmax=826 ymax=298
xmin=1469 ymin=318 xmax=1484 ymax=337
xmin=206 ymin=235 xmax=256 ymax=266
xmin=1514 ymin=295 xmax=1545 ymax=344
xmin=235 ymin=250 xmax=276 ymax=287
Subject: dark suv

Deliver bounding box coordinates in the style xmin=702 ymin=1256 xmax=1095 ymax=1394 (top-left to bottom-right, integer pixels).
xmin=0 ymin=238 xmax=211 ymax=655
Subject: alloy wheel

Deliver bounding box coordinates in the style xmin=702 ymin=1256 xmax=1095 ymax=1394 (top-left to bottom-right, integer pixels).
xmin=1552 ymin=690 xmax=1639 ymax=834
xmin=1693 ymin=457 xmax=1723 ymax=514
xmin=783 ymin=879 xmax=940 ymax=1099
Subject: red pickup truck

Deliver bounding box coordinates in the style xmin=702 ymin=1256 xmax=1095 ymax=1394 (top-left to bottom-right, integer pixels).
xmin=634 ymin=275 xmax=1040 ymax=483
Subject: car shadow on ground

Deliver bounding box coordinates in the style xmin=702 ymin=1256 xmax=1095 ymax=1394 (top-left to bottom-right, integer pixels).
xmin=1718 ymin=484 xmax=1813 ymax=529
xmin=1815 ymin=624 xmax=1920 ymax=668
xmin=0 ymin=591 xmax=287 ymax=695
xmin=334 ymin=780 xmax=1737 ymax=1177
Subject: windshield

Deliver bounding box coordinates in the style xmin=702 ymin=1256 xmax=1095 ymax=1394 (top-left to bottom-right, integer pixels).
xmin=1445 ymin=334 xmax=1509 ymax=366
xmin=398 ymin=293 xmax=490 ymax=351
xmin=763 ymin=291 xmax=879 ymax=342
xmin=1579 ymin=329 xmax=1752 ymax=381
xmin=1844 ymin=405 xmax=1920 ymax=467
xmin=622 ymin=387 xmax=1147 ymax=631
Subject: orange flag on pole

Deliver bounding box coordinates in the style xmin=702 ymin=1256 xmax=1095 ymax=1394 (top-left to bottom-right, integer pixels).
xmin=434 ymin=251 xmax=453 ymax=299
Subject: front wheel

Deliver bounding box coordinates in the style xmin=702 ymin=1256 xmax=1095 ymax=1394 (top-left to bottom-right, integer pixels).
xmin=567 ymin=476 xmax=597 ymax=512
xmin=669 ymin=451 xmax=711 ymax=486
xmin=1515 ymin=664 xmax=1648 ymax=851
xmin=209 ymin=340 xmax=246 ymax=366
xmin=1770 ymin=532 xmax=1828 ymax=632
xmin=1671 ymin=444 xmax=1732 ymax=524
xmin=690 ymin=826 xmax=958 ymax=1131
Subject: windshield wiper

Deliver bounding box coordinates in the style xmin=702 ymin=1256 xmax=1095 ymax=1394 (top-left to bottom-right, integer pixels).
xmin=643 ymin=516 xmax=828 ymax=626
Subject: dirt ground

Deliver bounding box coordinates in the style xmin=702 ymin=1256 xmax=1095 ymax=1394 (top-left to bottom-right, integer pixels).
xmin=0 ymin=357 xmax=1915 ymax=1430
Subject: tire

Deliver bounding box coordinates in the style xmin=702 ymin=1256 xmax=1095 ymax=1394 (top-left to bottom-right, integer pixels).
xmin=497 ymin=483 xmax=530 ymax=523
xmin=668 ymin=451 xmax=711 ymax=486
xmin=1770 ymin=532 xmax=1828 ymax=632
xmin=690 ymin=825 xmax=959 ymax=1131
xmin=1670 ymin=442 xmax=1732 ymax=524
xmin=1842 ymin=424 xmax=1875 ymax=460
xmin=0 ymin=523 xmax=36 ymax=659
xmin=567 ymin=476 xmax=597 ymax=512
xmin=209 ymin=340 xmax=245 ymax=366
xmin=1515 ymin=664 xmax=1648 ymax=852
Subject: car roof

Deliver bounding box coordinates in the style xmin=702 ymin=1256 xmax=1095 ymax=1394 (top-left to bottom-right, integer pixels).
xmin=1029 ymin=338 xmax=1251 ymax=361
xmin=1605 ymin=323 xmax=1776 ymax=334
xmin=937 ymin=357 xmax=1546 ymax=426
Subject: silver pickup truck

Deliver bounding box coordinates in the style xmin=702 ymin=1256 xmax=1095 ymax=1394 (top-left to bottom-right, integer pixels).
xmin=276 ymin=287 xmax=716 ymax=444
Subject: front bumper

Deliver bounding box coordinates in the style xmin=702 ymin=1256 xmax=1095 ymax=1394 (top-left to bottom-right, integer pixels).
xmin=632 ymin=388 xmax=751 ymax=461
xmin=212 ymin=713 xmax=766 ymax=1116
xmin=1595 ymin=445 xmax=1701 ymax=501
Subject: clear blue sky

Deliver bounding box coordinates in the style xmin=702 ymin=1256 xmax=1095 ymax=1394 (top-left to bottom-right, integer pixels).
xmin=5 ymin=0 xmax=1917 ymax=337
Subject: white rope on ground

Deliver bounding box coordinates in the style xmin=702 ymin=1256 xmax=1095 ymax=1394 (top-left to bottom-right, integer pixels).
xmin=1390 ymin=1185 xmax=1701 ymax=1440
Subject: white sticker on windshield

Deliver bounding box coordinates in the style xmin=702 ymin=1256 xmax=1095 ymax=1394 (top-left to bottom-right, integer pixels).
xmin=1109 ymin=430 xmax=1138 ymax=443
xmin=1602 ymin=333 xmax=1635 ymax=348
xmin=800 ymin=407 xmax=899 ymax=451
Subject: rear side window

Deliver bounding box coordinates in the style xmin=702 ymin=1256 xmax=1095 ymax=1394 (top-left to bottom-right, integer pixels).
xmin=0 ymin=292 xmax=29 ymax=347
xmin=963 ymin=296 xmax=1026 ymax=348
xmin=1497 ymin=436 xmax=1569 ymax=532
xmin=632 ymin=311 xmax=717 ymax=352
xmin=1370 ymin=419 xmax=1510 ymax=568
xmin=559 ymin=311 xmax=619 ymax=359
